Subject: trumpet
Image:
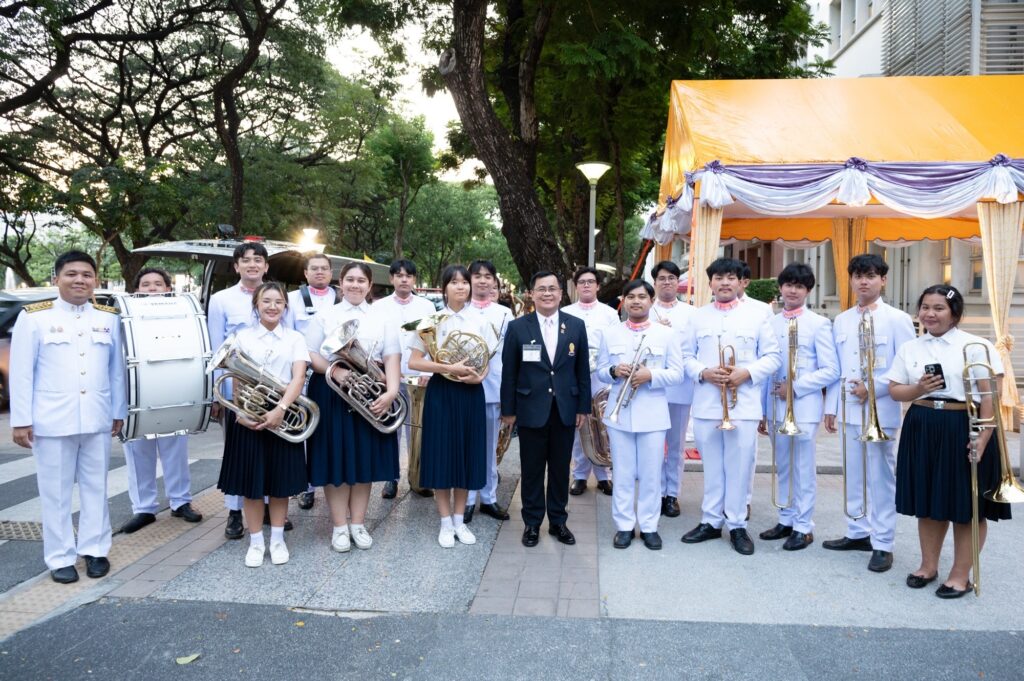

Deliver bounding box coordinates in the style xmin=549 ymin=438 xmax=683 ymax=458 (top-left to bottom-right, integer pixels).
xmin=718 ymin=336 xmax=737 ymax=431
xmin=207 ymin=336 xmax=320 ymax=443
xmin=607 ymin=336 xmax=651 ymax=424
xmin=770 ymin=317 xmax=802 ymax=509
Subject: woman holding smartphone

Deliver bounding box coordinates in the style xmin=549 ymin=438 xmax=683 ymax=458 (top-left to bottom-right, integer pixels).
xmin=886 ymin=285 xmax=1010 ymax=598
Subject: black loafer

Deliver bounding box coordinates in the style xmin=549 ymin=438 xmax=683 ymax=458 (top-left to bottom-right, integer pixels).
xmin=936 ymin=582 xmax=972 ymax=599
xmin=119 ymin=512 xmax=156 ymax=534
xmin=297 ymin=490 xmax=315 ymax=510
xmin=596 ymin=480 xmax=613 ymax=496
xmin=170 ymin=503 xmax=202 ymax=523
xmin=759 ymin=523 xmax=793 ymax=541
xmin=868 ymin=550 xmax=894 ymax=573
xmin=662 ymin=497 xmax=680 ymax=518
xmin=729 ymin=529 xmax=755 ymax=555
xmin=413 ymin=487 xmax=434 ymax=498
xmin=262 ymin=510 xmax=293 ymax=531
xmin=463 ymin=505 xmax=475 ymax=524
xmin=381 ymin=480 xmax=398 ymax=499
xmin=681 ymin=523 xmax=722 ymax=544
xmin=783 ymin=531 xmax=813 ymax=551
xmin=906 ymin=572 xmax=938 ymax=589
xmin=613 ymin=530 xmax=634 ymax=549
xmin=225 ymin=510 xmax=244 ymax=540
xmin=522 ymin=525 xmax=540 ymax=547
xmin=479 ymin=503 xmax=510 ymax=521
xmin=822 ymin=535 xmax=873 ymax=551
xmin=569 ymin=479 xmax=587 ymax=496
xmin=51 ymin=566 xmax=79 ymax=584
xmin=83 ymin=555 xmax=110 ymax=578
xmin=641 ymin=531 xmax=663 ymax=550
xmin=548 ymin=524 xmax=576 ymax=545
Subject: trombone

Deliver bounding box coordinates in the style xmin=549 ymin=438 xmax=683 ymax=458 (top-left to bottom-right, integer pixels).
xmin=718 ymin=336 xmax=738 ymax=431
xmin=770 ymin=317 xmax=802 ymax=510
xmin=962 ymin=341 xmax=1024 ymax=597
xmin=607 ymin=336 xmax=651 ymax=424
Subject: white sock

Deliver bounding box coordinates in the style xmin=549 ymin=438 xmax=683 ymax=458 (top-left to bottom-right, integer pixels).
xmin=453 ymin=514 xmax=464 ymax=527
xmin=249 ymin=532 xmax=265 ymax=548
xmin=440 ymin=516 xmax=454 ymax=530
xmin=333 ymin=525 xmax=349 ymax=536
xmin=350 ymin=523 xmax=365 ymax=533
xmin=270 ymin=526 xmax=284 ymax=544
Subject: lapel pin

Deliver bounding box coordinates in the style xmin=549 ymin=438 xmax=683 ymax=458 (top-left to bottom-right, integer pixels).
xmin=568 ymin=342 xmax=575 ymax=357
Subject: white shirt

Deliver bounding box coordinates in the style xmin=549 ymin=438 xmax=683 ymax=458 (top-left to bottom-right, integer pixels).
xmin=287 ymin=286 xmax=337 ymax=335
xmin=538 ymin=310 xmax=559 ymax=363
xmin=372 ymin=293 xmax=438 ymax=375
xmin=233 ymin=323 xmax=309 ymax=384
xmin=408 ymin=305 xmax=499 ymax=365
xmin=886 ymin=327 xmax=1003 ymax=403
xmin=462 ymin=299 xmax=512 ymax=403
xmin=305 ymin=299 xmax=400 ymax=363
xmin=650 ymin=299 xmax=696 ymax=405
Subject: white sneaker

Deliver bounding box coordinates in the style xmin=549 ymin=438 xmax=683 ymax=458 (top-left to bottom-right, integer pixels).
xmin=269 ymin=541 xmax=289 ymax=565
xmin=351 ymin=526 xmax=373 ymax=550
xmin=438 ymin=526 xmax=456 ymax=548
xmin=245 ymin=545 xmax=265 ymax=568
xmin=454 ymin=524 xmax=476 ymax=545
xmin=331 ymin=528 xmax=351 ymax=553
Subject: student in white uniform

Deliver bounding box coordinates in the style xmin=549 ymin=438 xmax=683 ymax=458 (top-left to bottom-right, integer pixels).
xmin=119 ymin=268 xmax=202 ymax=534
xmin=462 ymin=260 xmax=513 ymax=523
xmin=597 ymin=280 xmax=684 ymax=550
xmin=287 ymin=253 xmax=338 ymax=511
xmin=563 ymin=267 xmax=619 ymax=496
xmin=823 ymin=253 xmax=916 ymax=573
xmin=372 ymin=259 xmax=437 ymax=500
xmin=216 ymin=282 xmax=310 ymax=567
xmin=756 ymin=263 xmax=838 ymax=551
xmin=681 ymin=257 xmax=781 ymax=556
xmin=648 ymin=260 xmax=695 ymax=518
xmin=10 ymin=250 xmax=127 ymax=583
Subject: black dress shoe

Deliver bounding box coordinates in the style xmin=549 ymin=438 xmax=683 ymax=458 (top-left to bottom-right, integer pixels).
xmin=463 ymin=504 xmax=475 ymax=524
xmin=225 ymin=510 xmax=244 ymax=540
xmin=906 ymin=572 xmax=938 ymax=589
xmin=759 ymin=523 xmax=793 ymax=541
xmin=662 ymin=497 xmax=680 ymax=518
xmin=548 ymin=524 xmax=576 ymax=545
xmin=596 ymin=480 xmax=613 ymax=496
xmin=522 ymin=525 xmax=540 ymax=547
xmin=868 ymin=550 xmax=894 ymax=573
xmin=171 ymin=503 xmax=203 ymax=523
xmin=83 ymin=555 xmax=110 ymax=578
xmin=729 ymin=529 xmax=755 ymax=555
xmin=478 ymin=503 xmax=510 ymax=520
xmin=381 ymin=480 xmax=398 ymax=499
xmin=262 ymin=509 xmax=293 ymax=531
xmin=783 ymin=531 xmax=813 ymax=551
xmin=822 ymin=535 xmax=873 ymax=551
xmin=297 ymin=490 xmax=315 ymax=509
xmin=681 ymin=523 xmax=722 ymax=544
xmin=51 ymin=566 xmax=79 ymax=584
xmin=413 ymin=487 xmax=435 ymax=498
xmin=119 ymin=512 xmax=156 ymax=534
xmin=936 ymin=582 xmax=972 ymax=599
xmin=613 ymin=530 xmax=634 ymax=549
xmin=641 ymin=531 xmax=663 ymax=550
xmin=569 ymin=479 xmax=587 ymax=496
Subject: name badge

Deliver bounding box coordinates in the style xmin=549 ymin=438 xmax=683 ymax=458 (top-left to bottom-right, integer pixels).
xmin=523 ymin=343 xmax=542 ymax=362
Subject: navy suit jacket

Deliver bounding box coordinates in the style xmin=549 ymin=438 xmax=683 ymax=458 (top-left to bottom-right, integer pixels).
xmin=500 ymin=312 xmax=591 ymax=428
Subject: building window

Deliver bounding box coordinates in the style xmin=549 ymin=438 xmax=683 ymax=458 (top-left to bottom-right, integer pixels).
xmin=940 ymin=238 xmax=951 ymax=284
xmin=971 ymin=259 xmax=984 ymax=292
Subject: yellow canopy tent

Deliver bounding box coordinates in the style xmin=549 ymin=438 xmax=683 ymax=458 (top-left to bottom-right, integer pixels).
xmin=652 ymin=75 xmax=1024 ymax=419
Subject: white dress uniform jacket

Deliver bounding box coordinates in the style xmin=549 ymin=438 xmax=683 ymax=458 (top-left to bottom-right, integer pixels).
xmin=463 ymin=300 xmax=512 ymax=404
xmin=373 ymin=292 xmax=438 ymax=376
xmin=650 ymin=300 xmax=695 ymax=405
xmin=761 ymin=308 xmax=840 ymax=423
xmin=288 ymin=286 xmax=337 ymax=335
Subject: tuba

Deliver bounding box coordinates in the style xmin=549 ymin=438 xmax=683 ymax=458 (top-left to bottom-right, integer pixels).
xmin=579 ymin=387 xmax=612 ymax=467
xmin=402 ymin=313 xmax=494 ymax=381
xmin=770 ymin=317 xmax=802 ymax=510
xmin=207 ymin=336 xmax=320 ymax=443
xmin=321 ymin=320 xmax=409 ymax=434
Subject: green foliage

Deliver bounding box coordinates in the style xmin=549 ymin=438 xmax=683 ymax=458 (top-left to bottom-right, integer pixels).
xmin=745 ymin=279 xmax=779 ymax=304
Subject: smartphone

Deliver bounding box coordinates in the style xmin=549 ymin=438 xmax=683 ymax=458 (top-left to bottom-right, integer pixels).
xmin=923 ymin=363 xmax=946 ymax=390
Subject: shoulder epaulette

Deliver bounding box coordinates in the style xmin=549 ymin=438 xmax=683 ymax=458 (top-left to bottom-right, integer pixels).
xmin=93 ymin=303 xmax=119 ymax=314
xmin=23 ymin=301 xmax=53 ymax=313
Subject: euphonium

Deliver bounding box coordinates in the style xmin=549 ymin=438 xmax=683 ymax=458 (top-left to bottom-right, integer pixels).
xmin=607 ymin=336 xmax=651 ymax=424
xmin=402 ymin=313 xmax=493 ymax=381
xmin=321 ymin=320 xmax=409 ymax=434
xmin=770 ymin=317 xmax=802 ymax=509
xmin=207 ymin=335 xmax=320 ymax=443
xmin=579 ymin=387 xmax=612 ymax=467
xmin=718 ymin=336 xmax=738 ymax=431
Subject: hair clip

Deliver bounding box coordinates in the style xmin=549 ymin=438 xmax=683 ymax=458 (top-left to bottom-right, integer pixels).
xmin=946 ymin=290 xmax=956 ymax=300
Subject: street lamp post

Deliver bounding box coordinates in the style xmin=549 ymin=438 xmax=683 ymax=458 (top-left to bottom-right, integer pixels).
xmin=575 ymin=161 xmax=612 ymax=268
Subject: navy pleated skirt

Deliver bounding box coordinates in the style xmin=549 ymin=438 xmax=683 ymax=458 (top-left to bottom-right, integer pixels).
xmin=306 ymin=372 xmax=399 ymax=486
xmin=218 ymin=412 xmax=307 ymax=499
xmin=419 ymin=374 xmax=486 ymax=490
xmin=896 ymin=404 xmax=1011 ymax=523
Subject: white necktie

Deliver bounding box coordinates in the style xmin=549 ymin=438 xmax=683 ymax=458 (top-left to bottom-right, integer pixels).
xmin=544 ymin=318 xmax=556 ymax=363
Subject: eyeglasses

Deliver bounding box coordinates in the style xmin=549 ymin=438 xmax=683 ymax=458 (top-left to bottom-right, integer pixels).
xmin=576 ymin=279 xmax=598 ymax=286
xmin=655 ymin=276 xmax=678 ymax=284
xmin=533 ymin=287 xmax=561 ymax=294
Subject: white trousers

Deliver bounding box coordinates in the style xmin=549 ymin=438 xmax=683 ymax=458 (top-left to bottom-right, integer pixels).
xmin=570 ymin=430 xmax=610 ymax=482
xmin=661 ymin=403 xmax=691 ymax=497
xmin=123 ymin=435 xmax=192 ymax=514
xmin=770 ymin=423 xmax=819 ymax=534
xmin=840 ymin=424 xmax=898 ymax=552
xmin=609 ymin=429 xmax=666 ymax=533
xmin=694 ymin=418 xmax=758 ymax=531
xmin=34 ymin=433 xmax=112 ymax=570
xmin=468 ymin=403 xmax=500 ymax=505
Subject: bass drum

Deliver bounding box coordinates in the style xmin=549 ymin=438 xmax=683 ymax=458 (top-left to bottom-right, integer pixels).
xmin=111 ymin=292 xmax=214 ymax=441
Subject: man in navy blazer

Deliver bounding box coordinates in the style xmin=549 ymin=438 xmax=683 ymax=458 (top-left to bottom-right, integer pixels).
xmin=501 ymin=271 xmax=591 ymax=547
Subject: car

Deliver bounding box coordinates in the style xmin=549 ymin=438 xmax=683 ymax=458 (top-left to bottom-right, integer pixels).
xmin=0 ymin=288 xmax=61 ymax=407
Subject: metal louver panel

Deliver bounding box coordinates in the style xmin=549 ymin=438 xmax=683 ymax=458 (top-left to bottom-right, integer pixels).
xmin=981 ymin=0 xmax=1024 ymax=73
xmin=884 ymin=0 xmax=973 ymax=75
